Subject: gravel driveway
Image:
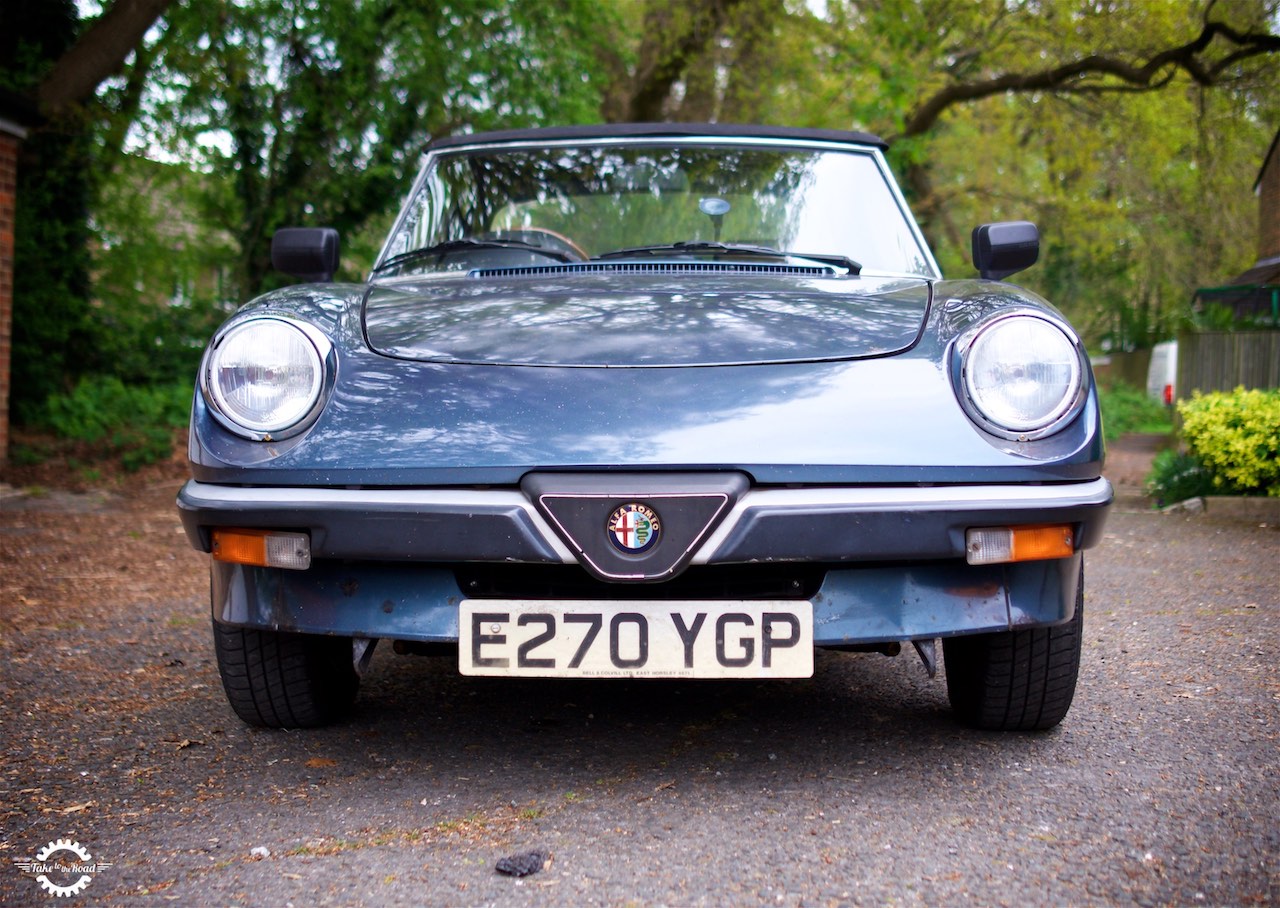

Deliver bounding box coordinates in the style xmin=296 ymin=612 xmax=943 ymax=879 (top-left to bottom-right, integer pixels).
xmin=1 ymin=458 xmax=1276 ymax=906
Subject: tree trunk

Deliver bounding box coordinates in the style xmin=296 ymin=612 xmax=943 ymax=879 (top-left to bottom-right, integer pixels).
xmin=37 ymin=0 xmax=175 ymax=117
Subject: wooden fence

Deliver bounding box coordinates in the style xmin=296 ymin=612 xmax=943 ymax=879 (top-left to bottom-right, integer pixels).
xmin=1089 ymin=350 xmax=1150 ymax=389
xmin=1176 ymin=330 xmax=1280 ymax=396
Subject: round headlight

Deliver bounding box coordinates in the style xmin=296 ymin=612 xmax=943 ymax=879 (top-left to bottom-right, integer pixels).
xmin=961 ymin=313 xmax=1084 ymax=438
xmin=206 ymin=318 xmax=325 ymax=436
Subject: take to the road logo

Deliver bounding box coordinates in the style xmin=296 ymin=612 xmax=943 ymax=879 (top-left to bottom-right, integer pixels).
xmin=607 ymin=503 xmax=661 ymax=554
xmin=12 ymin=838 xmax=111 ymax=898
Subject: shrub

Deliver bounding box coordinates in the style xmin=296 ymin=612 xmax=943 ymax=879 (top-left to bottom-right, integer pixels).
xmin=1146 ymin=450 xmax=1216 ymax=506
xmin=43 ymin=378 xmax=193 ymax=471
xmin=1096 ymin=382 xmax=1173 ymax=442
xmin=1176 ymin=387 xmax=1280 ymax=497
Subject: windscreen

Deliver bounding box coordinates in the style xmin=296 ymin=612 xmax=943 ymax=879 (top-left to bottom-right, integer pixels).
xmin=379 ymin=141 xmax=936 ymax=277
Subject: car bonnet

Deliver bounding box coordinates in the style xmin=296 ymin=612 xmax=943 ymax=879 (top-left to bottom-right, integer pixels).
xmin=363 ymin=272 xmax=930 ymax=366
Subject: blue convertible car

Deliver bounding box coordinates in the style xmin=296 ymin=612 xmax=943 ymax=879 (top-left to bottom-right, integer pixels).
xmin=178 ymin=124 xmax=1111 ymax=731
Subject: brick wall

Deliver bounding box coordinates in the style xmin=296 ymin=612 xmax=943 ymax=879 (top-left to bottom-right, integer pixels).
xmin=1260 ymin=136 xmax=1280 ymax=263
xmin=0 ymin=130 xmax=17 ymax=465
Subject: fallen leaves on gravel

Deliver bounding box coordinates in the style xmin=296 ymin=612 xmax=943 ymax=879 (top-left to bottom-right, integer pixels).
xmin=52 ymin=800 xmax=95 ymax=815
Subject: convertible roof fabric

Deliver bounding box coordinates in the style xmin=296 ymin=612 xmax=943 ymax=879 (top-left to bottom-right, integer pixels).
xmin=427 ymin=122 xmax=888 ymax=152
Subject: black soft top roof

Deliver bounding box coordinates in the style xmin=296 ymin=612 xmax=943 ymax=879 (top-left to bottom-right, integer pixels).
xmin=427 ymin=122 xmax=888 ymax=152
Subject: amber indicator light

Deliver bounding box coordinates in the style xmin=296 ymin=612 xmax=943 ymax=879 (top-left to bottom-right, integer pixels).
xmin=211 ymin=528 xmax=311 ymax=570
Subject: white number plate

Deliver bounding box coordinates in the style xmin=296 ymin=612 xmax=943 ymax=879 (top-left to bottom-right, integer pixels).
xmin=459 ymin=601 xmax=813 ymax=678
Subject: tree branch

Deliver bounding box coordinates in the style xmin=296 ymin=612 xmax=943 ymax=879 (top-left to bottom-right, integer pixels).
xmin=900 ymin=18 xmax=1280 ymax=140
xmin=37 ymin=0 xmax=175 ymax=117
xmin=96 ymin=38 xmax=156 ymax=168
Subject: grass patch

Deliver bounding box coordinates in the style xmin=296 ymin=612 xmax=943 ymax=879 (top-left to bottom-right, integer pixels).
xmin=1097 ymin=381 xmax=1173 ymax=442
xmin=9 ymin=445 xmax=47 ymax=466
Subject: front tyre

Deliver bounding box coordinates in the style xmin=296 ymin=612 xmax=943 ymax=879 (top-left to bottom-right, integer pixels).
xmin=213 ymin=621 xmax=359 ymax=728
xmin=943 ymin=568 xmax=1084 ymax=731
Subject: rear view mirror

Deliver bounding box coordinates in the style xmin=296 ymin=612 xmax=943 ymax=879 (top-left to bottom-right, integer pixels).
xmin=272 ymin=227 xmax=340 ymax=282
xmin=972 ymin=221 xmax=1039 ymax=281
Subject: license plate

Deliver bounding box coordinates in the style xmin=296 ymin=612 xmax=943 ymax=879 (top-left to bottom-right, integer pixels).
xmin=459 ymin=601 xmax=813 ymax=678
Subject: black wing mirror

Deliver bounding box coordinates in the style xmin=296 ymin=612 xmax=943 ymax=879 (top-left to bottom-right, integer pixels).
xmin=272 ymin=227 xmax=340 ymax=282
xmin=972 ymin=221 xmax=1038 ymax=281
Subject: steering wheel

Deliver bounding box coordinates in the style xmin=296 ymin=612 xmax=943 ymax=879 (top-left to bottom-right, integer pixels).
xmin=485 ymin=228 xmax=589 ymax=262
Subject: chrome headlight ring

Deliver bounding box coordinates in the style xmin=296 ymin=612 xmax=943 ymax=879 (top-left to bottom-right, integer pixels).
xmin=954 ymin=310 xmax=1088 ymax=442
xmin=201 ymin=314 xmax=335 ymax=442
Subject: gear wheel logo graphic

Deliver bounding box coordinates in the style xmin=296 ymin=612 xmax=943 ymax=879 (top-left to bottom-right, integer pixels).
xmin=32 ymin=840 xmax=94 ymax=898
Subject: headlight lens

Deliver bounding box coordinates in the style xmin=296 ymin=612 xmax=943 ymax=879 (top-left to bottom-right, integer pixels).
xmin=207 ymin=318 xmax=325 ymax=436
xmin=961 ymin=314 xmax=1083 ymax=438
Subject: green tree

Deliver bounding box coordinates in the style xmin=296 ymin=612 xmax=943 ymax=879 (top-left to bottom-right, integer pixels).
xmin=597 ymin=0 xmax=1280 ymax=348
xmin=1 ymin=2 xmax=94 ymax=419
xmin=4 ymin=0 xmax=612 ymax=430
xmin=136 ymin=0 xmax=611 ymax=296
xmin=1 ymin=0 xmax=173 ymax=421
xmin=88 ymin=153 xmax=237 ymax=385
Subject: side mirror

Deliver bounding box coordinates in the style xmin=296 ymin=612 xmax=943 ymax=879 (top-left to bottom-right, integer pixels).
xmin=972 ymin=221 xmax=1038 ymax=281
xmin=272 ymin=227 xmax=340 ymax=282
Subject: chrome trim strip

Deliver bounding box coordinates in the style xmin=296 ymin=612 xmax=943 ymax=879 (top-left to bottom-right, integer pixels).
xmin=869 ymin=146 xmax=942 ymax=279
xmin=536 ymin=491 xmax=732 ymax=581
xmin=182 ymin=477 xmax=1110 ymax=567
xmin=689 ymin=478 xmax=1113 ymax=564
xmin=179 ymin=481 xmax=577 ymax=562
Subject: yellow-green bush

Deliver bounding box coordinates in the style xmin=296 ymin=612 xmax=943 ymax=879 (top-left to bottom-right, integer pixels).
xmin=1177 ymin=388 xmax=1280 ymax=497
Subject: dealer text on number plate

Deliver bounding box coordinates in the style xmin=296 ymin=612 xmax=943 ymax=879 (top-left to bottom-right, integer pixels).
xmin=459 ymin=601 xmax=814 ymax=678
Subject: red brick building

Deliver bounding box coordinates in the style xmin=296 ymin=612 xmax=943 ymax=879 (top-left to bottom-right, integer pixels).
xmin=0 ymin=111 xmax=29 ymax=466
xmin=1195 ymin=128 xmax=1280 ymax=324
xmin=1244 ymin=129 xmax=1280 ymax=285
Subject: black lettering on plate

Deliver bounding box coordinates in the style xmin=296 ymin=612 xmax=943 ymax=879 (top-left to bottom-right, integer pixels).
xmin=517 ymin=613 xmax=556 ymax=668
xmin=761 ymin=612 xmax=801 ymax=668
xmin=671 ymin=612 xmax=706 ymax=668
xmin=716 ymin=613 xmax=754 ymax=667
xmin=471 ymin=612 xmax=509 ymax=668
xmin=565 ymin=613 xmax=603 ymax=669
xmin=610 ymin=612 xmax=648 ymax=668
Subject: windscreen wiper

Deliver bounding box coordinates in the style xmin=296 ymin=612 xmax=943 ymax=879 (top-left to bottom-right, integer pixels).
xmin=375 ymin=238 xmax=575 ymax=273
xmin=593 ymin=241 xmax=861 ymax=273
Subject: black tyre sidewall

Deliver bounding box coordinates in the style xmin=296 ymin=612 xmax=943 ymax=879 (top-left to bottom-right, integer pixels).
xmin=943 ymin=567 xmax=1084 ymax=731
xmin=213 ymin=621 xmax=359 ymax=729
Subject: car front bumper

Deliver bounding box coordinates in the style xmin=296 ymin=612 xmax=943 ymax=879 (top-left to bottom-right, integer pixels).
xmin=181 ymin=477 xmax=1110 ymax=645
xmin=210 ymin=553 xmax=1085 ymax=647
xmin=178 ymin=478 xmax=1112 ymax=565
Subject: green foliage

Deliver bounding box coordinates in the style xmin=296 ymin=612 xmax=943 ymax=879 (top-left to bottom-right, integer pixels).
xmin=607 ymin=0 xmax=1280 ymax=351
xmin=894 ymin=4 xmax=1277 ymax=349
xmin=1176 ymin=388 xmax=1280 ymax=496
xmin=5 ymin=0 xmax=1278 ymax=454
xmin=1097 ymin=382 xmax=1174 ymax=442
xmin=1193 ymin=297 xmax=1280 ymax=332
xmin=144 ymin=0 xmax=613 ymax=296
xmin=2 ymin=0 xmax=96 ymax=422
xmin=10 ymin=128 xmax=96 ymax=421
xmin=0 ymin=0 xmax=78 ymax=95
xmin=43 ymin=378 xmax=192 ymax=471
xmin=1146 ymin=449 xmax=1217 ymax=506
xmin=8 ymin=445 xmax=47 ymax=467
xmin=87 ymin=154 xmax=235 ymax=384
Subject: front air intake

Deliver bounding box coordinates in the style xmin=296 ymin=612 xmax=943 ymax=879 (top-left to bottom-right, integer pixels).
xmin=469 ymin=261 xmax=833 ymax=279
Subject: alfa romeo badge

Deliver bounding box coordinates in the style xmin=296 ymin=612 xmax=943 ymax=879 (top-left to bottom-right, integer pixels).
xmin=607 ymin=503 xmax=661 ymax=554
